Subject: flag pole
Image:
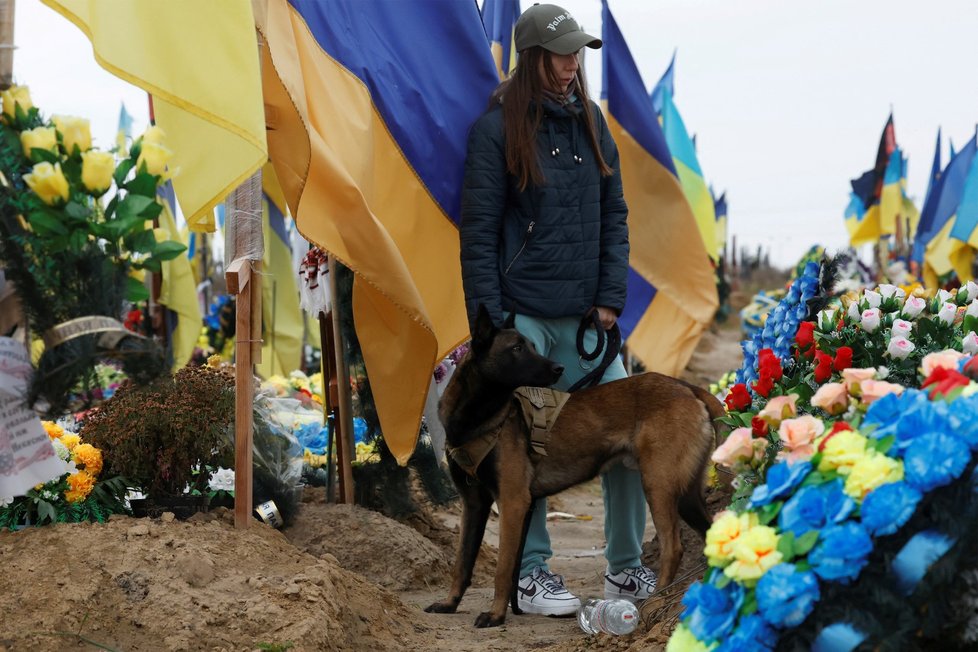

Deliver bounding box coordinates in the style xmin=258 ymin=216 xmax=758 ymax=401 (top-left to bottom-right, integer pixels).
xmin=327 ymin=255 xmax=355 ymax=503
xmin=0 ymin=0 xmax=13 ymax=90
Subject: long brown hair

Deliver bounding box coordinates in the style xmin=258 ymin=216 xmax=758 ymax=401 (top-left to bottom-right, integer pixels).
xmin=489 ymin=47 xmax=613 ymax=191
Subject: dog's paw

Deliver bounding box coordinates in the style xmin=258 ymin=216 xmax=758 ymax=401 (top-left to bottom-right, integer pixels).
xmin=424 ymin=601 xmax=458 ymax=614
xmin=474 ymin=612 xmax=505 ymax=628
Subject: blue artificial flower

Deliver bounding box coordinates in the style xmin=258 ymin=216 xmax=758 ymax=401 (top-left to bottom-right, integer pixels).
xmin=809 ymin=522 xmax=873 ymax=584
xmin=756 ymin=563 xmax=820 ymax=628
xmin=948 ymin=395 xmax=978 ymax=451
xmin=749 ymin=461 xmax=812 ymax=508
xmin=779 ymin=479 xmax=855 ymax=538
xmin=863 ymin=391 xmax=902 ymax=428
xmin=894 ymin=402 xmax=953 ymax=455
xmin=903 ymin=431 xmax=970 ymax=492
xmin=860 ymin=481 xmax=921 ymax=537
xmin=715 ymin=614 xmax=778 ymax=652
xmin=680 ymin=575 xmax=744 ymax=643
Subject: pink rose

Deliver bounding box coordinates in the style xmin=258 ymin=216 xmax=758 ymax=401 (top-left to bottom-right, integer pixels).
xmin=757 ymin=394 xmax=799 ymax=428
xmin=712 ymin=427 xmax=755 ymax=470
xmin=921 ymin=350 xmax=968 ymax=376
xmin=840 ymin=367 xmax=876 ymax=396
xmin=811 ymin=382 xmax=849 ymax=415
xmin=778 ymin=447 xmax=816 ymax=464
xmin=778 ymin=415 xmax=825 ymax=460
xmin=860 ymin=379 xmax=905 ymax=404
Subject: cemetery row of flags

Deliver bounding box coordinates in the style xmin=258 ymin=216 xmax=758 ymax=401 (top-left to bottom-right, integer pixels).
xmin=47 ymin=0 xmax=723 ymax=463
xmin=845 ymin=114 xmax=978 ymax=285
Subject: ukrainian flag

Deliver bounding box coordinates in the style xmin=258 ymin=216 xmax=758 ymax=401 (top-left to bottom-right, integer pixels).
xmin=658 ymin=87 xmax=717 ymax=261
xmin=879 ymin=148 xmax=904 ymax=236
xmin=157 ymin=182 xmax=202 ymax=370
xmin=912 ymin=129 xmax=945 ymax=265
xmin=846 ymin=114 xmax=897 ymax=246
xmin=257 ymin=161 xmax=303 ymax=378
xmin=649 ymin=49 xmax=675 ymax=116
xmin=600 ymin=0 xmax=717 ymax=376
xmin=923 ymin=136 xmax=977 ymax=286
xmin=255 ymin=0 xmax=498 ymax=464
xmin=44 ymin=0 xmax=267 ymax=233
xmin=946 ymin=140 xmax=978 ymax=281
xmin=482 ymin=0 xmax=519 ymax=80
xmin=714 ymin=191 xmax=728 ymax=259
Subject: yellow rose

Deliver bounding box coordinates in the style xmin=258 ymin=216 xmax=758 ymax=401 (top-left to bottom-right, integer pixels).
xmin=58 ymin=433 xmax=80 ymax=451
xmin=844 ymin=453 xmax=903 ymax=500
xmin=137 ymin=140 xmax=172 ymax=176
xmin=20 ymin=126 xmax=58 ymax=158
xmin=140 ymin=125 xmax=166 ymax=145
xmin=64 ymin=470 xmax=96 ymax=503
xmin=704 ymin=510 xmax=757 ymax=567
xmin=23 ymin=161 xmax=69 ymax=205
xmin=72 ymin=443 xmax=103 ymax=477
xmin=1 ymin=85 xmax=33 ymax=120
xmin=667 ymin=623 xmax=717 ymax=652
xmin=53 ymin=115 xmax=92 ymax=154
xmin=816 ymin=428 xmax=868 ymax=476
xmin=723 ymin=524 xmax=782 ymax=584
xmin=80 ymin=150 xmax=115 ymax=195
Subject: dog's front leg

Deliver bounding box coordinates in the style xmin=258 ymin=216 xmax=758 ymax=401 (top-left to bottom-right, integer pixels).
xmin=425 ymin=479 xmax=493 ymax=614
xmin=475 ymin=485 xmax=531 ymax=628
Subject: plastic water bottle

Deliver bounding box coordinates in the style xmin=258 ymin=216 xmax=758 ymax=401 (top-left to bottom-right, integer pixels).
xmin=577 ymin=598 xmax=639 ymax=635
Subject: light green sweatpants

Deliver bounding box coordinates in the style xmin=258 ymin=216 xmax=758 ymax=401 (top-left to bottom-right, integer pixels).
xmin=513 ymin=314 xmax=647 ymax=577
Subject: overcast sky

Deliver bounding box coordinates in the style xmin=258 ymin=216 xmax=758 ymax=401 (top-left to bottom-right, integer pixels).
xmin=14 ymin=0 xmax=978 ymax=268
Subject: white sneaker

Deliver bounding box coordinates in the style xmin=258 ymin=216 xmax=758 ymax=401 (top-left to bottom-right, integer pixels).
xmin=604 ymin=565 xmax=658 ymax=603
xmin=516 ymin=567 xmax=581 ymax=616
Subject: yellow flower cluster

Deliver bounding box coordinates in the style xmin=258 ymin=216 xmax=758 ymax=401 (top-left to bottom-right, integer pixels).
xmin=72 ymin=443 xmax=103 ymax=477
xmin=64 ymin=470 xmax=96 ymax=503
xmin=59 ymin=433 xmax=80 ymax=451
xmin=816 ymin=428 xmax=904 ymax=500
xmin=42 ymin=420 xmax=64 ymax=439
xmin=704 ymin=510 xmax=782 ymax=585
xmin=666 ymin=624 xmax=717 ymax=652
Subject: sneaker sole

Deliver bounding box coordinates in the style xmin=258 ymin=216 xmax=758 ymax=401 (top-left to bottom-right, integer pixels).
xmin=517 ymin=601 xmax=581 ymax=617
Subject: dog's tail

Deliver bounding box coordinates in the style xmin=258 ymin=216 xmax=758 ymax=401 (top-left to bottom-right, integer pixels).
xmin=681 ymin=381 xmax=728 ymax=448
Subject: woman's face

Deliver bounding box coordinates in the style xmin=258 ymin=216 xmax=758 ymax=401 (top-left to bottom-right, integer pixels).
xmin=538 ymin=51 xmax=579 ymax=94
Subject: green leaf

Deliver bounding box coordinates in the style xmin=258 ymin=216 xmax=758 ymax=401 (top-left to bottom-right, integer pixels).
xmin=127 ymin=275 xmax=150 ymax=302
xmin=36 ymin=500 xmax=56 ymax=525
xmin=28 ymin=147 xmax=58 ymax=165
xmin=153 ymin=240 xmax=187 ymax=261
xmin=757 ymin=501 xmax=783 ymax=525
xmin=714 ymin=572 xmax=732 ymax=590
xmin=116 ymin=194 xmax=156 ymax=221
xmin=794 ymin=530 xmax=820 ymax=557
xmin=125 ymin=171 xmax=158 ymax=197
xmin=776 ymin=530 xmax=796 ymax=562
xmin=67 ymin=229 xmax=88 ymax=252
xmin=795 ymin=559 xmax=812 ymax=572
xmin=113 ymin=158 xmax=134 ymax=187
xmin=140 ymin=200 xmax=163 ymax=220
xmin=28 ymin=211 xmax=67 ymax=236
xmin=739 ymin=590 xmax=758 ymax=617
xmin=130 ymin=229 xmax=157 ymax=253
xmin=63 ymin=200 xmax=90 ymax=221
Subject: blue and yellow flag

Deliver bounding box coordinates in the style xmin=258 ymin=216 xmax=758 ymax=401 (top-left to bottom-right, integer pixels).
xmin=659 ymin=86 xmax=718 ymax=261
xmin=714 ymin=190 xmax=728 ymax=259
xmin=923 ymin=136 xmax=977 ymax=286
xmin=157 ymin=182 xmax=203 ymax=370
xmin=946 ymin=138 xmax=978 ymax=281
xmin=116 ymin=102 xmax=133 ymax=155
xmin=649 ymin=49 xmax=676 ymax=116
xmin=600 ymin=0 xmax=717 ymax=376
xmin=255 ymin=0 xmax=498 ymax=464
xmin=482 ymin=0 xmax=520 ymax=80
xmin=912 ymin=129 xmax=945 ymax=264
xmin=879 ymin=147 xmax=904 ymax=237
xmin=257 ymin=161 xmax=304 ymax=379
xmin=44 ymin=0 xmax=267 ymax=233
xmin=846 ymin=113 xmax=896 ymax=246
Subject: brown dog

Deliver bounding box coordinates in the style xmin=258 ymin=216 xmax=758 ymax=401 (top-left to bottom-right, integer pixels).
xmin=425 ymin=306 xmax=724 ymax=628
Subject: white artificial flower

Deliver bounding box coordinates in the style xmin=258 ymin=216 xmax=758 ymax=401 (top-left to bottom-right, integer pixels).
xmin=817 ymin=309 xmax=836 ymax=331
xmin=901 ymin=296 xmax=926 ymax=319
xmin=861 ymin=308 xmax=881 ymax=333
xmin=938 ymin=289 xmax=953 ymax=304
xmin=51 ymin=438 xmax=70 ymax=462
xmin=876 ymin=366 xmax=891 ymax=380
xmin=895 ymin=287 xmax=907 ymax=300
xmin=878 ymin=284 xmax=898 ymax=299
xmin=887 ymin=336 xmax=915 ymax=360
xmin=968 ymin=281 xmax=978 ymax=303
xmin=967 ymin=300 xmax=978 ymax=320
xmin=890 ymin=319 xmax=913 ymax=339
xmin=848 ymin=301 xmax=861 ymax=323
xmin=0 ymin=495 xmax=12 ymax=508
xmin=863 ymin=289 xmax=882 ymax=308
xmin=938 ymin=302 xmax=957 ymax=325
xmin=964 ymin=332 xmax=978 ymax=355
xmin=208 ymin=467 xmax=236 ymax=492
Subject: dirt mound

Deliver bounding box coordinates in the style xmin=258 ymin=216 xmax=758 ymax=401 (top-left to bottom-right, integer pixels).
xmin=0 ymin=510 xmax=419 ymax=652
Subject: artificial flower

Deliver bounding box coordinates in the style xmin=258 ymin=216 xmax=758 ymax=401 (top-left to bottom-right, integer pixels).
xmin=832 ymin=346 xmax=853 ymax=372
xmin=667 ymin=624 xmax=716 ymax=652
xmin=705 ymin=511 xmax=757 ymax=567
xmin=757 ymin=348 xmax=783 ymax=382
xmin=52 ymin=115 xmax=92 ymax=154
xmin=752 ymin=375 xmax=774 ymax=398
xmin=922 ymin=350 xmax=968 ymax=376
xmin=23 ymin=161 xmax=69 ymax=205
xmin=816 ymin=309 xmax=836 ymax=332
xmin=901 ymin=295 xmax=926 ymax=320
xmin=860 ymin=308 xmax=881 ymax=333
xmin=859 ymin=379 xmax=905 ymax=404
xmin=1 ymin=84 xmax=32 ymax=120
xmin=64 ymin=470 xmax=96 ymax=503
xmin=779 ymin=478 xmax=855 ymax=537
xmin=208 ymin=467 xmax=235 ymax=492
xmin=844 ymin=452 xmax=903 ymax=499
xmin=758 ymin=394 xmax=798 ymax=428
xmin=921 ymin=366 xmax=971 ymax=399
xmin=813 ymin=350 xmax=833 ymax=384
xmin=137 ymin=140 xmax=173 ymax=177
xmin=777 ymin=416 xmax=824 ymax=461
xmin=808 ymin=522 xmax=872 ymax=584
xmin=712 ymin=428 xmax=754 ymax=469
xmin=755 ymin=563 xmax=820 ymax=628
xmin=80 ymin=150 xmax=115 ymax=195
xmin=58 ymin=433 xmax=80 ymax=451
xmin=863 ymin=289 xmax=882 ymax=308
xmin=681 ymin=575 xmax=744 ymax=643
xmin=878 ymin=283 xmax=899 ymax=300
xmin=20 ymin=126 xmax=57 ymax=158
xmin=42 ymin=421 xmax=64 ymax=440
xmin=811 ymin=382 xmax=848 ymax=415
xmin=751 ymin=415 xmax=769 ymax=436
xmin=967 ymin=300 xmax=978 ymax=320
xmin=903 ymin=431 xmax=970 ymax=492
xmin=890 ymin=318 xmax=913 ymax=339
xmin=71 ymin=443 xmax=103 ymax=477
xmin=724 ymin=383 xmax=751 ymax=412
xmin=749 ymin=461 xmax=812 ymax=507
xmin=887 ymin=336 xmax=915 ymax=360
xmin=860 ymin=481 xmax=922 ymax=537
xmin=795 ymin=321 xmax=815 ymax=356
xmin=714 ymin=615 xmax=776 ymax=652
xmin=140 ymin=124 xmax=166 ymax=145
xmin=723 ymin=525 xmax=782 ymax=584
xmin=964 ymin=332 xmax=978 ymax=355
xmin=51 ymin=438 xmax=70 ymax=462
xmin=817 ymin=428 xmax=868 ymax=475
xmin=847 ymin=301 xmax=860 ymax=323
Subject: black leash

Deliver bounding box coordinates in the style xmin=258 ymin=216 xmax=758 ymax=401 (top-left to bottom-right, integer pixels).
xmin=509 ymin=311 xmax=623 ymax=615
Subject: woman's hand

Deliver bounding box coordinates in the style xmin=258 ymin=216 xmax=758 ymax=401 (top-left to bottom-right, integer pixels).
xmin=595 ymin=306 xmax=617 ymax=330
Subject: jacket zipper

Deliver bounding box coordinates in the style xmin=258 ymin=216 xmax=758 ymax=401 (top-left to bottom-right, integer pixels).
xmin=504 ymin=221 xmax=535 ymax=275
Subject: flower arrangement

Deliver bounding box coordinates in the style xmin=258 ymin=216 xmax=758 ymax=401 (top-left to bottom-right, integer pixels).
xmin=191 ymin=294 xmax=236 ymax=365
xmin=669 ymin=363 xmax=978 ymax=650
xmin=263 ymin=369 xmax=324 ymax=409
xmin=0 ymin=420 xmax=129 ymax=528
xmin=0 ymin=85 xmax=187 ymax=415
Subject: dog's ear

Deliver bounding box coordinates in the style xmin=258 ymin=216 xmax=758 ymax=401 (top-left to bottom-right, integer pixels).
xmin=502 ymin=311 xmax=516 ymax=329
xmin=471 ymin=304 xmax=497 ymax=352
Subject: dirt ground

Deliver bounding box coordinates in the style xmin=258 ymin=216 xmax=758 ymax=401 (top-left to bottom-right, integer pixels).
xmin=0 ymin=323 xmax=744 ymax=652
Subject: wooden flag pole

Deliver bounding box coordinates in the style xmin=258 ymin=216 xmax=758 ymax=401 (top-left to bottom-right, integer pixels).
xmin=0 ymin=0 xmax=14 ymax=91
xmin=327 ymin=255 xmax=355 ymax=504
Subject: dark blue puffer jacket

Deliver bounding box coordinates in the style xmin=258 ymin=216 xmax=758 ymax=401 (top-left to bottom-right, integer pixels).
xmin=460 ymin=94 xmax=629 ymax=328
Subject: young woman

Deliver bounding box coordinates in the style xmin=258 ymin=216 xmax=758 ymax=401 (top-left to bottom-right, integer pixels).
xmin=459 ymin=3 xmax=657 ymax=616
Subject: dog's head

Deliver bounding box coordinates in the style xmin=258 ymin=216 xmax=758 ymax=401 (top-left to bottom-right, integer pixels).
xmin=469 ymin=305 xmax=564 ymax=388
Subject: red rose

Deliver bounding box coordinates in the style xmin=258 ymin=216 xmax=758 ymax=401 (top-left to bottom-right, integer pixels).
xmin=752 ymin=375 xmax=775 ymax=398
xmin=724 ymin=383 xmax=752 ymax=412
xmin=814 ymin=350 xmax=834 ymax=384
xmin=921 ymin=366 xmax=971 ymax=398
xmin=795 ymin=321 xmax=816 ymax=357
xmin=751 ymin=415 xmax=769 ymax=436
xmin=757 ymin=349 xmax=783 ymax=382
xmin=833 ymin=346 xmax=854 ymax=372
xmin=964 ymin=356 xmax=978 ymax=381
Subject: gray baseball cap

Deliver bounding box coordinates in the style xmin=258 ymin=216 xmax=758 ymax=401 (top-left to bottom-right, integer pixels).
xmin=514 ymin=3 xmax=602 ymax=55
